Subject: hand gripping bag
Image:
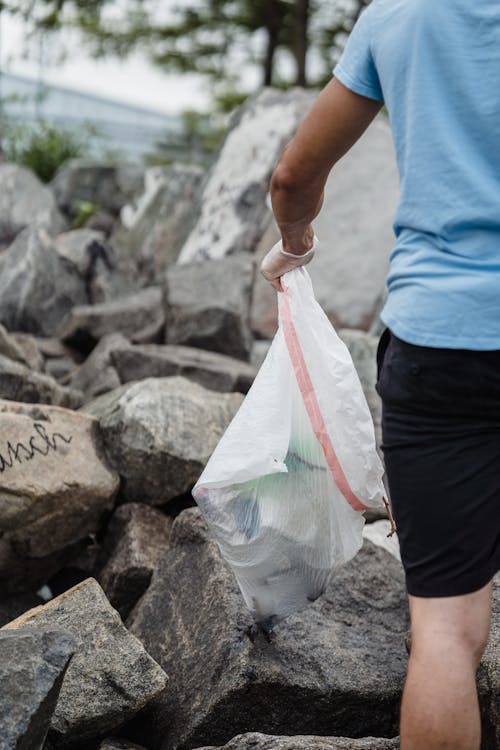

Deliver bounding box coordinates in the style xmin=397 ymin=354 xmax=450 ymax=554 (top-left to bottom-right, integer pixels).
xmin=192 ymin=266 xmax=391 ymax=631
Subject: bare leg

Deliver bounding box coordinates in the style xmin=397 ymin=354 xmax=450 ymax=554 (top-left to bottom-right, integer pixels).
xmin=400 ymin=580 xmax=493 ymax=750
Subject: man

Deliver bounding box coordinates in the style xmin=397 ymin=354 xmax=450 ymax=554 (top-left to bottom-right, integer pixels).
xmin=260 ymin=1 xmax=499 ymax=749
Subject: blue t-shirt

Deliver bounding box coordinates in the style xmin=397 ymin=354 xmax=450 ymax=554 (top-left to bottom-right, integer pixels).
xmin=333 ymin=0 xmax=500 ymax=349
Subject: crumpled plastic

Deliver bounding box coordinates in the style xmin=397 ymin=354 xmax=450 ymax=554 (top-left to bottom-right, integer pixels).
xmin=193 ymin=266 xmax=387 ymax=631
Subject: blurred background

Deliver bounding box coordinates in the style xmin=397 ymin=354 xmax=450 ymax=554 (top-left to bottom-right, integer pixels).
xmin=0 ymin=0 xmax=370 ymax=177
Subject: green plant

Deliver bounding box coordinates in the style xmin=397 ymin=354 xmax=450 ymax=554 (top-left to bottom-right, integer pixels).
xmin=1 ymin=118 xmax=93 ymax=182
xmin=71 ymin=199 xmax=99 ymax=229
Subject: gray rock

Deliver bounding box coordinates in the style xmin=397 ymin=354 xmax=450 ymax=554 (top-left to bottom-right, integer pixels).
xmin=0 ymin=399 xmax=119 ymax=595
xmin=0 ymin=354 xmax=84 ymax=408
xmin=251 ymin=115 xmax=398 ymax=337
xmin=99 ymin=741 xmax=147 ymax=750
xmin=1 ymin=578 xmax=168 ymax=747
xmin=10 ymin=332 xmax=46 ymax=371
xmin=80 ymin=377 xmax=243 ymax=506
xmin=44 ymin=356 xmax=79 ymax=382
xmin=0 ymin=628 xmax=77 ymax=750
xmin=55 ymin=229 xmax=135 ymax=302
xmin=0 ymin=227 xmax=130 ymax=338
xmin=61 ymin=286 xmax=165 ymax=354
xmin=110 ymin=342 xmax=257 ymax=394
xmin=0 ymin=163 xmax=65 ymax=246
xmin=0 ymin=322 xmax=34 ymax=367
xmin=177 ymin=88 xmax=315 ymax=263
xmin=98 ymin=503 xmax=173 ymax=620
xmin=116 ymin=164 xmax=204 ymax=282
xmin=165 ymin=255 xmax=254 ymax=361
xmin=68 ymin=332 xmax=129 ymax=398
xmin=196 ymin=735 xmax=399 ymax=750
xmin=126 ymin=508 xmax=409 ymax=749
xmin=477 ymin=575 xmax=499 ymax=750
xmin=51 ymin=160 xmax=144 ymax=218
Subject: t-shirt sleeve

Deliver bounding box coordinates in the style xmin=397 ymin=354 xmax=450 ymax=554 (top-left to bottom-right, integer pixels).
xmin=333 ymin=6 xmax=384 ymax=103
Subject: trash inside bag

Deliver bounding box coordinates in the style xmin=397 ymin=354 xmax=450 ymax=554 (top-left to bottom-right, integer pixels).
xmin=193 ymin=266 xmax=387 ymax=630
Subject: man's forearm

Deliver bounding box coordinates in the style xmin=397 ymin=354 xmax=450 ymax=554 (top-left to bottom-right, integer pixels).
xmin=270 ymin=144 xmax=326 ymax=255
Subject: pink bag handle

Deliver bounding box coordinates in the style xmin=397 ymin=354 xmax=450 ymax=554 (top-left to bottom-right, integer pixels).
xmin=280 ymin=279 xmax=368 ymax=513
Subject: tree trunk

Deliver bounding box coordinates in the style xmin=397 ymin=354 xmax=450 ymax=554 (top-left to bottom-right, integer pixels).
xmin=293 ymin=0 xmax=310 ymax=87
xmin=263 ymin=0 xmax=281 ymax=86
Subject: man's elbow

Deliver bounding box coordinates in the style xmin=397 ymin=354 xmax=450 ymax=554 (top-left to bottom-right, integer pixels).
xmin=270 ymin=164 xmax=301 ymax=197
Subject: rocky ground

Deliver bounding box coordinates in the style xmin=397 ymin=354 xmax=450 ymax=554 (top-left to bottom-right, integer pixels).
xmin=0 ymin=88 xmax=497 ymax=750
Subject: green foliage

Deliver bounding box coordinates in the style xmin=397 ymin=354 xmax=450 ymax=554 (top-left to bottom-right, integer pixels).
xmin=71 ymin=199 xmax=98 ymax=229
xmin=1 ymin=117 xmax=92 ymax=182
xmin=147 ymin=107 xmax=228 ymax=169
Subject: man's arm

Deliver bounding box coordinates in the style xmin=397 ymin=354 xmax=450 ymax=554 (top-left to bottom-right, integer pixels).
xmin=270 ymin=78 xmax=383 ymax=256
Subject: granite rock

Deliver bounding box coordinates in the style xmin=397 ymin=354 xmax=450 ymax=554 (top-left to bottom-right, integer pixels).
xmin=79 ymin=377 xmax=243 ymax=505
xmin=1 ymin=578 xmax=168 ymax=747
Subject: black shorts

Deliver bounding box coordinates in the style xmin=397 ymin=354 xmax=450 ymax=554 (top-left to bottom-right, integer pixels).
xmin=375 ymin=327 xmax=500 ymax=598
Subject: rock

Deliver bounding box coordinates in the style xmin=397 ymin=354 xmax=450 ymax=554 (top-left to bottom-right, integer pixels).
xmin=164 ymin=255 xmax=255 ymax=361
xmin=111 ymin=342 xmax=257 ymax=394
xmin=98 ymin=503 xmax=173 ymax=620
xmin=196 ymin=735 xmax=400 ymax=750
xmin=10 ymin=331 xmax=46 ymax=371
xmin=44 ymin=356 xmax=79 ymax=382
xmin=1 ymin=578 xmax=168 ymax=747
xmin=116 ymin=164 xmax=204 ymax=282
xmin=80 ymin=377 xmax=243 ymax=506
xmin=0 ymin=322 xmax=34 ymax=366
xmin=251 ymin=115 xmax=398 ymax=337
xmin=250 ymin=340 xmax=271 ymax=370
xmin=0 ymin=399 xmax=119 ymax=595
xmin=67 ymin=332 xmax=128 ymax=399
xmin=177 ymin=88 xmax=315 ymax=264
xmin=0 ymin=227 xmax=131 ymax=338
xmin=125 ymin=508 xmax=409 ymax=749
xmin=477 ymin=575 xmax=499 ymax=750
xmin=0 ymin=590 xmax=45 ymax=627
xmin=0 ymin=163 xmax=65 ymax=246
xmin=51 ymin=160 xmax=144 ymax=218
xmin=0 ymin=628 xmax=77 ymax=750
xmin=362 ymin=520 xmax=401 ymax=561
xmin=56 ymin=229 xmax=135 ymax=302
xmin=61 ymin=286 xmax=165 ymax=354
xmin=0 ymin=353 xmax=84 ymax=408
xmin=99 ymin=741 xmax=147 ymax=750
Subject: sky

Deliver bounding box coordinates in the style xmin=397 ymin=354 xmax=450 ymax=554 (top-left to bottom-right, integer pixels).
xmin=0 ymin=8 xmax=212 ymax=115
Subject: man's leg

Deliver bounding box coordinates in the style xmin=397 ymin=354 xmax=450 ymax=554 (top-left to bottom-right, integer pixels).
xmin=400 ymin=580 xmax=493 ymax=750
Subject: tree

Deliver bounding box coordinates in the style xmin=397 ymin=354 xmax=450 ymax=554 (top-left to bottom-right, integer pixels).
xmin=2 ymin=0 xmax=371 ymax=98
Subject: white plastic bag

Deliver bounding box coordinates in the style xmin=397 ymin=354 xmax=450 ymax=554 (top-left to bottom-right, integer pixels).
xmin=193 ymin=266 xmax=387 ymax=630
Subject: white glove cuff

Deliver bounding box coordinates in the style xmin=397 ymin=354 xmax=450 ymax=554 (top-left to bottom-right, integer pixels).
xmin=279 ymin=235 xmax=319 ymax=259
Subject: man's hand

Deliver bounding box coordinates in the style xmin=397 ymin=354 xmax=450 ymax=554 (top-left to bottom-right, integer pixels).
xmin=260 ymin=235 xmax=318 ymax=292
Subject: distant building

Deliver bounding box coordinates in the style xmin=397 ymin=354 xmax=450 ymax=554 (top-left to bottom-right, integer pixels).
xmin=0 ymin=71 xmax=183 ymax=160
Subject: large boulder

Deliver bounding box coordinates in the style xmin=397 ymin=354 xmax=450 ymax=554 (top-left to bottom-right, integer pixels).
xmin=196 ymin=736 xmax=399 ymax=750
xmin=79 ymin=377 xmax=243 ymax=506
xmin=116 ymin=164 xmax=204 ymax=281
xmin=477 ymin=576 xmax=499 ymax=750
xmin=0 ymin=227 xmax=130 ymax=337
xmin=0 ymin=399 xmax=119 ymax=595
xmin=98 ymin=503 xmax=173 ymax=620
xmin=111 ymin=342 xmax=257 ymax=394
xmin=251 ymin=114 xmax=398 ymax=338
xmin=69 ymin=335 xmax=256 ymax=400
xmin=51 ymin=160 xmax=144 ymax=218
xmin=60 ymin=286 xmax=165 ymax=354
xmin=177 ymin=88 xmax=315 ymax=264
xmin=164 ymin=255 xmax=255 ymax=361
xmin=0 ymin=628 xmax=77 ymax=750
xmin=125 ymin=508 xmax=409 ymax=750
xmin=0 ymin=353 xmax=83 ymax=408
xmin=1 ymin=578 xmax=168 ymax=747
xmin=0 ymin=163 xmax=65 ymax=247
